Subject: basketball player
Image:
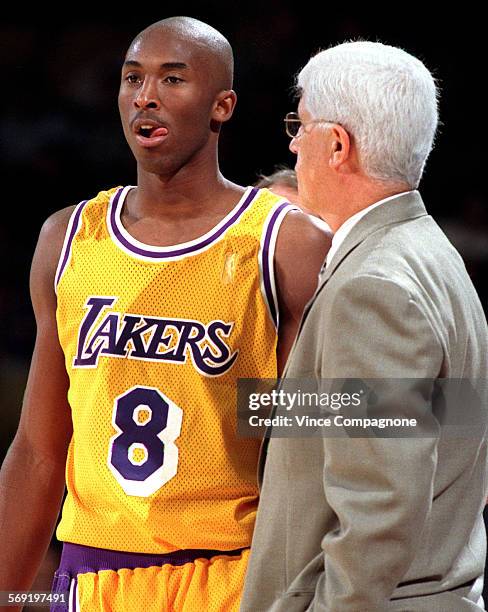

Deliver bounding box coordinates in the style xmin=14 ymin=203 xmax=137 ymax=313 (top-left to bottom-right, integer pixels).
xmin=0 ymin=17 xmax=330 ymax=612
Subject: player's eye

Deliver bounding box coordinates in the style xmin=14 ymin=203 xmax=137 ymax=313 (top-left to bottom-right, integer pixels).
xmin=125 ymin=73 xmax=142 ymax=85
xmin=164 ymin=75 xmax=184 ymax=84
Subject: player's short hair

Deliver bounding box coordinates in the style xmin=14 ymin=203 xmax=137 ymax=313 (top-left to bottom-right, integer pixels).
xmin=255 ymin=166 xmax=298 ymax=190
xmin=297 ymin=41 xmax=439 ymax=188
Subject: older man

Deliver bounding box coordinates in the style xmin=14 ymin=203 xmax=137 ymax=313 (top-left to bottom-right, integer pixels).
xmin=241 ymin=42 xmax=488 ymax=611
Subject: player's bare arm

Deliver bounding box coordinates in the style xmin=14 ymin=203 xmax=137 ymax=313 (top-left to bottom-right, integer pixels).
xmin=274 ymin=210 xmax=332 ymax=374
xmin=0 ymin=206 xmax=74 ymax=597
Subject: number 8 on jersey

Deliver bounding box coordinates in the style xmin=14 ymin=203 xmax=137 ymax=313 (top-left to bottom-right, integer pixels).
xmin=108 ymin=385 xmax=183 ymax=497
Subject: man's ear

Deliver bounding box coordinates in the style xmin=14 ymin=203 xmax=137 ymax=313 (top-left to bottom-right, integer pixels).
xmin=329 ymin=124 xmax=351 ymax=169
xmin=212 ymin=90 xmax=237 ymax=123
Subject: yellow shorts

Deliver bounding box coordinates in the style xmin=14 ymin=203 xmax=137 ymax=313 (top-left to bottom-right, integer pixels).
xmin=51 ymin=543 xmax=249 ymax=612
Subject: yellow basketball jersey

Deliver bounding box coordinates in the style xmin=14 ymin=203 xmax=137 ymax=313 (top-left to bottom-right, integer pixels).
xmin=55 ymin=185 xmax=296 ymax=554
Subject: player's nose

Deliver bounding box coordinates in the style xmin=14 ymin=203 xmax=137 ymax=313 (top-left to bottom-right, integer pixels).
xmin=134 ymin=78 xmax=161 ymax=110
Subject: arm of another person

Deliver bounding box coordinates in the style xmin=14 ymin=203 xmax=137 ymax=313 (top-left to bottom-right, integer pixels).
xmin=0 ymin=207 xmax=74 ymax=603
xmin=309 ymin=275 xmax=443 ymax=612
xmin=274 ymin=210 xmax=332 ymax=375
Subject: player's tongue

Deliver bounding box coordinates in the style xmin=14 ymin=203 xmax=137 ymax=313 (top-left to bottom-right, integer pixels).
xmin=150 ymin=127 xmax=168 ymax=138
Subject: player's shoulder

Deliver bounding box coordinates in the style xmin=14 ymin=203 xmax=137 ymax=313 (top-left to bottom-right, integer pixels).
xmin=87 ymin=186 xmax=122 ymax=207
xmin=40 ymin=186 xmax=121 ymax=241
xmin=277 ymin=209 xmax=332 ymax=259
xmin=253 ymin=186 xmax=284 ymax=207
xmin=39 ymin=204 xmax=82 ymax=247
xmin=252 ymin=187 xmax=332 ymax=243
xmin=253 ymin=187 xmax=296 ymax=214
xmin=36 ymin=187 xmax=121 ymax=275
xmin=281 ymin=208 xmax=331 ymax=234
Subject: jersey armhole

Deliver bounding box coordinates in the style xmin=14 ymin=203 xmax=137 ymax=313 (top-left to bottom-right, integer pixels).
xmin=54 ymin=199 xmax=89 ymax=294
xmin=258 ymin=201 xmax=300 ymax=329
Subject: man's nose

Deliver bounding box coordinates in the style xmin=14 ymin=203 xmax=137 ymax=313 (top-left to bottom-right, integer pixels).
xmin=289 ymin=136 xmax=299 ymax=154
xmin=134 ymin=78 xmax=160 ymax=110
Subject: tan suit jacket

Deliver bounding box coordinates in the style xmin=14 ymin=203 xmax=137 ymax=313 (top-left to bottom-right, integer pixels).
xmin=241 ymin=192 xmax=488 ymax=611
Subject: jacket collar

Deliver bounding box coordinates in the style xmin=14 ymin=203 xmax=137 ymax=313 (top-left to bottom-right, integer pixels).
xmin=318 ymin=190 xmax=427 ymax=287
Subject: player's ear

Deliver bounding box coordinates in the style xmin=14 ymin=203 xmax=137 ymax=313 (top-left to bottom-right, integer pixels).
xmin=211 ymin=90 xmax=237 ymax=124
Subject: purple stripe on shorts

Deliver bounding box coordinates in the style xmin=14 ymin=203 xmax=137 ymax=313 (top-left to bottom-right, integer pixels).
xmin=110 ymin=187 xmax=259 ymax=259
xmin=58 ymin=542 xmax=246 ymax=574
xmin=50 ymin=571 xmax=70 ymax=612
xmin=262 ymin=202 xmax=294 ymax=327
xmin=70 ymin=579 xmax=77 ymax=612
xmin=55 ymin=200 xmax=88 ymax=288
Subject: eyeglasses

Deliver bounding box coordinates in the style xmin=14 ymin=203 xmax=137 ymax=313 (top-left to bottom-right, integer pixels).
xmin=284 ymin=112 xmax=336 ymax=138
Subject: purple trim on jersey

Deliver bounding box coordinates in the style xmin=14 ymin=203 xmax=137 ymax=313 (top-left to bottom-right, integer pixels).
xmin=58 ymin=542 xmax=247 ymax=574
xmin=261 ymin=202 xmax=294 ymax=327
xmin=55 ymin=200 xmax=89 ymax=288
xmin=109 ymin=186 xmax=259 ymax=259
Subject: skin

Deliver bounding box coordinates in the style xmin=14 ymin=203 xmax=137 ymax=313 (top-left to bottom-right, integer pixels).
xmin=290 ymin=99 xmax=411 ymax=231
xmin=268 ymin=182 xmax=327 ymax=219
xmin=267 ymin=182 xmax=332 ymax=233
xmin=0 ymin=18 xmax=330 ymax=601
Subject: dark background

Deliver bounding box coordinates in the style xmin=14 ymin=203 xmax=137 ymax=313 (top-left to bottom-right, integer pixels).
xmin=1 ymin=3 xmax=487 ymax=598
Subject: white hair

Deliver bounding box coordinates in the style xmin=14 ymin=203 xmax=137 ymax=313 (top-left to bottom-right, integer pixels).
xmin=297 ymin=41 xmax=439 ymax=188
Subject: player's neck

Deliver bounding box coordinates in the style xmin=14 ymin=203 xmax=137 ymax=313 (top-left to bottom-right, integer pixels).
xmin=129 ymin=166 xmax=243 ymax=221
